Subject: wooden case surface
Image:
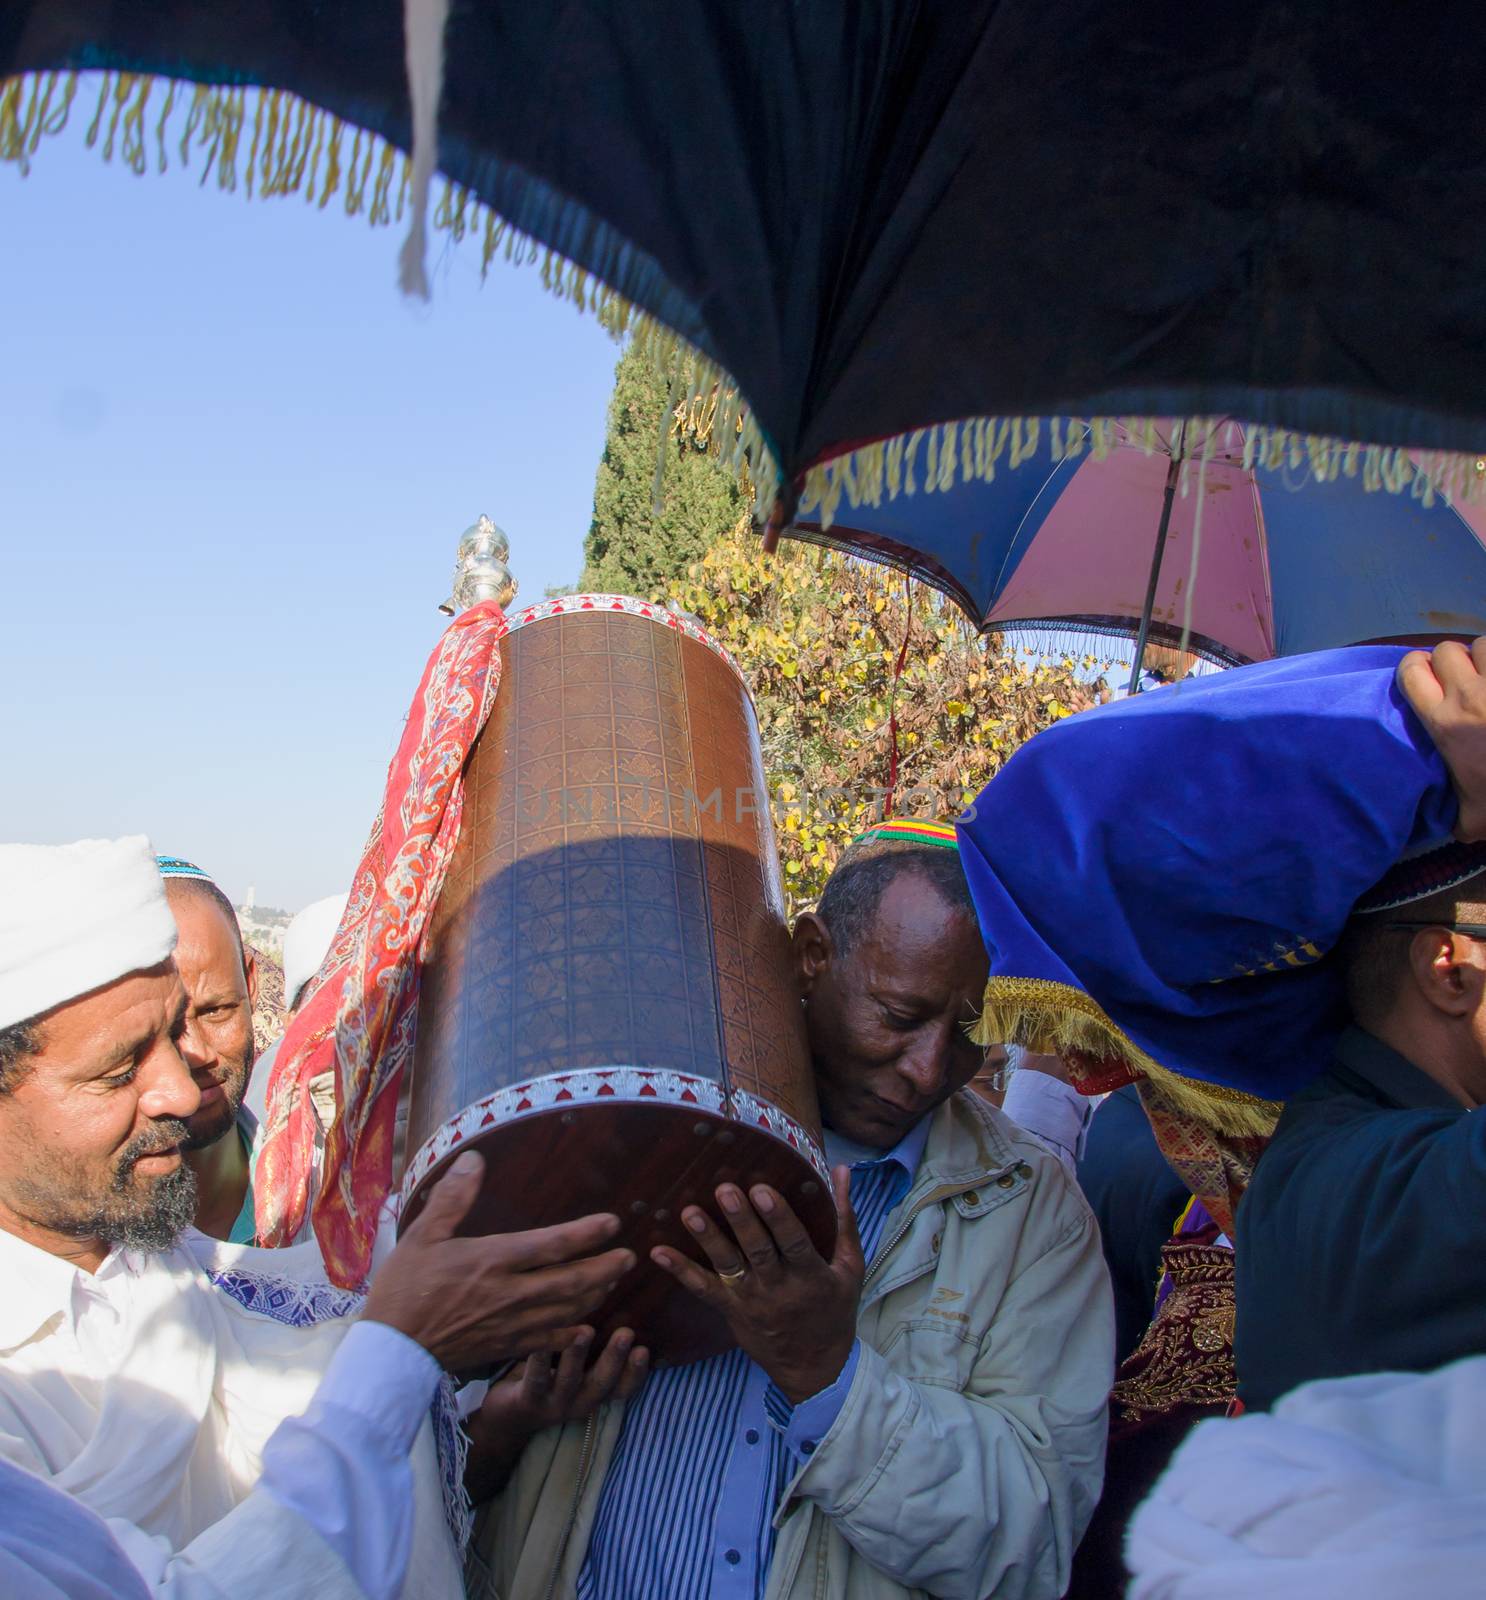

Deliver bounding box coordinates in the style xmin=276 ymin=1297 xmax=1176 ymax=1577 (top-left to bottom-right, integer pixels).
xmin=398 ymin=597 xmax=835 ymax=1363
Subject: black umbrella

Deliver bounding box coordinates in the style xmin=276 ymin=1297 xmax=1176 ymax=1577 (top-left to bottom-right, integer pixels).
xmin=8 ymin=1 xmax=1486 ymax=527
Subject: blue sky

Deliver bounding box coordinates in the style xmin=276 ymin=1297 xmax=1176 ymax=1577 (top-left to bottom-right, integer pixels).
xmin=0 ymin=105 xmax=620 ymax=911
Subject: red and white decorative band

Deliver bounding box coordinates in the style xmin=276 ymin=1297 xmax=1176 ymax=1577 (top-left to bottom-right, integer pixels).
xmin=399 ymin=1065 xmax=831 ymax=1208
xmin=503 ymin=593 xmax=746 ymax=685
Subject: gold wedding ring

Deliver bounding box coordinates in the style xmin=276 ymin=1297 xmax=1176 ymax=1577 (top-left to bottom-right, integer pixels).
xmin=716 ymin=1263 xmax=748 ymax=1285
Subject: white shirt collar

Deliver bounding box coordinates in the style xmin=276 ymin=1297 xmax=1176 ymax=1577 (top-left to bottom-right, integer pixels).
xmin=0 ymin=1223 xmax=189 ymax=1351
xmin=0 ymin=1223 xmax=102 ymax=1349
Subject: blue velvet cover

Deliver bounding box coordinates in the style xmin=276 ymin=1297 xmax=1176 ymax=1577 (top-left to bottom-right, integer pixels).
xmin=957 ymin=647 xmax=1458 ymax=1103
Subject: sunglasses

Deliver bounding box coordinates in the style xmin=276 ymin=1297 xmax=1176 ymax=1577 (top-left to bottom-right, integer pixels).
xmin=1384 ymin=921 xmax=1486 ymax=939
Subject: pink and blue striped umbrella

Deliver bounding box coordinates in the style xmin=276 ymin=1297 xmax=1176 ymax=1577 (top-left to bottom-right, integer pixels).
xmin=791 ymin=421 xmax=1486 ymax=670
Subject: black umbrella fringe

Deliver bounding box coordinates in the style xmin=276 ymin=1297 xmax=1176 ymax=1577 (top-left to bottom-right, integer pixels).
xmin=795 ymin=414 xmax=1486 ymax=537
xmin=0 ymin=66 xmax=785 ymax=518
xmin=8 ymin=69 xmax=1486 ymax=539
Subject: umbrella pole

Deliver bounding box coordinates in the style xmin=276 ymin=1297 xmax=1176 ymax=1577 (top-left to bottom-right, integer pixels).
xmin=1126 ymin=451 xmax=1183 ymax=695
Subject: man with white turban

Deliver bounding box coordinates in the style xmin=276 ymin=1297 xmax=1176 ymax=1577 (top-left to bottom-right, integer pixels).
xmin=0 ymin=836 xmax=637 ymax=1598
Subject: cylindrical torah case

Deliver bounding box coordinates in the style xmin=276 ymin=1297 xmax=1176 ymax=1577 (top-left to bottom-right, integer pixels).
xmin=397 ymin=594 xmax=835 ymax=1364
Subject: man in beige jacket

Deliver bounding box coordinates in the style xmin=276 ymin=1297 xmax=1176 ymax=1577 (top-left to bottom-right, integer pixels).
xmin=470 ymin=822 xmax=1115 ymax=1600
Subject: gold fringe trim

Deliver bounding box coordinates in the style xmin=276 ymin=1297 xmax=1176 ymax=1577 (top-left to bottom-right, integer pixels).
xmin=0 ymin=67 xmax=781 ymax=518
xmin=796 ymin=411 xmax=1486 ymax=528
xmin=973 ymin=975 xmax=1283 ymax=1139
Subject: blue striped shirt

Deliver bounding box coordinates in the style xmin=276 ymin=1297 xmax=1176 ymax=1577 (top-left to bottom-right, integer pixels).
xmin=576 ymin=1119 xmax=930 ymax=1600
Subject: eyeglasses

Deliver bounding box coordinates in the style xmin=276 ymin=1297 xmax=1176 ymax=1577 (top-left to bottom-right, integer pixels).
xmin=971 ymin=1062 xmax=1014 ymax=1093
xmin=1384 ymin=921 xmax=1486 ymax=939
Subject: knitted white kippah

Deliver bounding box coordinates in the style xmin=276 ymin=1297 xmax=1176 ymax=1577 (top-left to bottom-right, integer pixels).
xmin=0 ymin=836 xmax=178 ymax=1031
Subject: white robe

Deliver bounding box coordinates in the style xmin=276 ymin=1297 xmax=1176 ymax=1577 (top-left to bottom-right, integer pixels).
xmin=1126 ymin=1354 xmax=1486 ymax=1599
xmin=0 ymin=1225 xmax=463 ymax=1599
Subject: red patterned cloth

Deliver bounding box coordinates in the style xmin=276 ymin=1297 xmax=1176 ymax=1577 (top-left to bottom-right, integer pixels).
xmin=255 ymin=601 xmax=507 ymax=1286
xmin=1063 ymin=1047 xmax=1267 ymax=1238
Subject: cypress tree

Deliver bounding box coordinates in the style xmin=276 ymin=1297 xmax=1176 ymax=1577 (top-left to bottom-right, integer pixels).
xmin=581 ymin=343 xmax=748 ymax=596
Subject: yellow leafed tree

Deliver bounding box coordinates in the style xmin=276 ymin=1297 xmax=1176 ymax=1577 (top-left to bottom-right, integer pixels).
xmin=661 ymin=522 xmax=1107 ymax=911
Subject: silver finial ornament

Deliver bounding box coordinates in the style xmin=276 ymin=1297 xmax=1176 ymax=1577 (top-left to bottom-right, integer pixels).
xmin=437 ymin=515 xmax=518 ymax=615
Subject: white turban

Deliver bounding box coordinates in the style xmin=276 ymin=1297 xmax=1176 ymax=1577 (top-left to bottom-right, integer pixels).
xmin=282 ymin=892 xmax=349 ymax=1010
xmin=0 ymin=836 xmax=178 ymax=1031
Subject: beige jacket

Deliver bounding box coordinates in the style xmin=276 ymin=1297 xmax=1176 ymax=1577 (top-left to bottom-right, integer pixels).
xmin=471 ymin=1091 xmax=1114 ymax=1600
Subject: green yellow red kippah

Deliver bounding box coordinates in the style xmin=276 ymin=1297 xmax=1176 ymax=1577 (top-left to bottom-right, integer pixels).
xmin=849 ymin=819 xmax=959 ymax=851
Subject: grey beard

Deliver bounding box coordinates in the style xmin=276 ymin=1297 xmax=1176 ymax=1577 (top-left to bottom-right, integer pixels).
xmin=92 ymin=1161 xmax=200 ymax=1253
xmin=31 ymin=1119 xmax=201 ymax=1256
